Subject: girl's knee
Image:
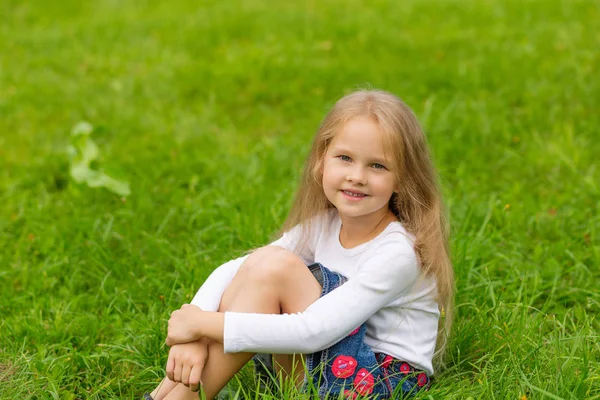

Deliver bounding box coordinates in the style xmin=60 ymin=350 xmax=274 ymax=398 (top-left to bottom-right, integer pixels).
xmin=242 ymin=246 xmax=305 ymax=282
xmin=246 ymin=245 xmax=285 ymax=262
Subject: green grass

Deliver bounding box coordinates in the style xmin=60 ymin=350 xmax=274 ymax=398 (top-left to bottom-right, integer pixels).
xmin=1 ymin=0 xmax=598 ymax=398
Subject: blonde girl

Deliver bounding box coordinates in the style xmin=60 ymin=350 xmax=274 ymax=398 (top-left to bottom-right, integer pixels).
xmin=145 ymin=89 xmax=454 ymax=400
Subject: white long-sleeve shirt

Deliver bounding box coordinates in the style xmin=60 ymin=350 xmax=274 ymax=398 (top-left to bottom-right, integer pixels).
xmin=191 ymin=209 xmax=440 ymax=375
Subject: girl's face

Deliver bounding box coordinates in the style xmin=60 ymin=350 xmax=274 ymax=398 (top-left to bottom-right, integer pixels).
xmin=321 ymin=116 xmax=399 ymax=221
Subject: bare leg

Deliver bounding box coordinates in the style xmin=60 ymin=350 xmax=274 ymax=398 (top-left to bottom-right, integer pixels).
xmin=273 ymin=353 xmax=305 ymax=387
xmin=152 ymin=246 xmax=322 ymax=400
xmin=150 ymin=378 xmax=178 ymax=399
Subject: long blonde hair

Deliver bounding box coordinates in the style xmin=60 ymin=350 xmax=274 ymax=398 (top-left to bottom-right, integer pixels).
xmin=281 ymin=89 xmax=454 ymax=369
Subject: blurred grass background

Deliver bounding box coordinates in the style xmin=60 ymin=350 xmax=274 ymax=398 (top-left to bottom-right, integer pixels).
xmin=0 ymin=0 xmax=598 ymax=398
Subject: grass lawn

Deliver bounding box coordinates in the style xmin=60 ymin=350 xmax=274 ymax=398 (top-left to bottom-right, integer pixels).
xmin=1 ymin=0 xmax=598 ymax=398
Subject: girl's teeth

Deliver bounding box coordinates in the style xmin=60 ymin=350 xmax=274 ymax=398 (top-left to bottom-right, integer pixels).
xmin=344 ymin=191 xmax=365 ymax=197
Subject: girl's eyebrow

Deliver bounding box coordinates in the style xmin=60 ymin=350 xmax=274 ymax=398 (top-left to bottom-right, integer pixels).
xmin=332 ymin=147 xmax=389 ymax=164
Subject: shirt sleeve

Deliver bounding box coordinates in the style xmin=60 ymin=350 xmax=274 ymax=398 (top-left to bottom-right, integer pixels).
xmin=190 ymin=220 xmax=319 ymax=311
xmin=222 ymin=240 xmax=420 ymax=354
xmin=190 ymin=255 xmax=249 ymax=311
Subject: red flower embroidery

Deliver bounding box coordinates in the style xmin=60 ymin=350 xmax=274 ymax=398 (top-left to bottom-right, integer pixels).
xmin=400 ymin=362 xmax=411 ymax=374
xmin=353 ymin=368 xmax=375 ymax=396
xmin=331 ymin=355 xmax=357 ymax=378
xmin=343 ymin=390 xmax=357 ymax=399
xmin=381 ymin=355 xmax=394 ymax=369
xmin=417 ymin=372 xmax=428 ymax=387
xmin=348 ymin=327 xmax=360 ymax=336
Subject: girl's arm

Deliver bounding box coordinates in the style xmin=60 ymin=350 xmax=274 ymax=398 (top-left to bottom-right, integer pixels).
xmin=169 ymin=237 xmax=431 ymax=353
xmin=220 ymin=239 xmax=434 ymax=354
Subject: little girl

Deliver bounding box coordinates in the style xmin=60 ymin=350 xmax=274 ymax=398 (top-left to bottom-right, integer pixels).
xmin=146 ymin=90 xmax=454 ymax=399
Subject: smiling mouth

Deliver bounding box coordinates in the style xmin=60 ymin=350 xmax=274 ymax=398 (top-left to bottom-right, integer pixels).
xmin=342 ymin=190 xmax=367 ymax=197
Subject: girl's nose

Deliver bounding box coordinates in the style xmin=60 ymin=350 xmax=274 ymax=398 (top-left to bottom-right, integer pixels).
xmin=346 ymin=167 xmax=367 ymax=185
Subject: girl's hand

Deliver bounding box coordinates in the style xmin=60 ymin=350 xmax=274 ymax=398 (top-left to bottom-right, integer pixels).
xmin=166 ymin=304 xmax=204 ymax=346
xmin=166 ymin=339 xmax=209 ymax=392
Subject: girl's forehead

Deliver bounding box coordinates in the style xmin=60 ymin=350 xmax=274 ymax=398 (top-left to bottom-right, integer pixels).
xmin=328 ymin=117 xmax=392 ymax=158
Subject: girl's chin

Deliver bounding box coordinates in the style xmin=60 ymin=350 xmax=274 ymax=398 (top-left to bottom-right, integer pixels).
xmin=335 ymin=204 xmax=391 ymax=220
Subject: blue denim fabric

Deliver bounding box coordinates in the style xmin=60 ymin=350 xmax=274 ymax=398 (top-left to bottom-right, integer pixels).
xmin=304 ymin=263 xmax=430 ymax=399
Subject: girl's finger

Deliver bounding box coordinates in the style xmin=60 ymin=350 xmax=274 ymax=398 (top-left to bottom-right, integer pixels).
xmin=181 ymin=362 xmax=192 ymax=386
xmin=181 ymin=304 xmax=191 ymax=309
xmin=173 ymin=360 xmax=183 ymax=383
xmin=165 ymin=353 xmax=176 ymax=381
xmin=189 ymin=364 xmax=203 ymax=392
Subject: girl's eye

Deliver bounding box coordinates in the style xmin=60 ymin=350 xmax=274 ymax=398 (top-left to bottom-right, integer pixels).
xmin=372 ymin=163 xmax=386 ymax=170
xmin=339 ymin=155 xmax=351 ymax=162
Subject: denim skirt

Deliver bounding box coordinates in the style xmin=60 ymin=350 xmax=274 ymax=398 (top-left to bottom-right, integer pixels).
xmin=301 ymin=262 xmax=431 ymax=399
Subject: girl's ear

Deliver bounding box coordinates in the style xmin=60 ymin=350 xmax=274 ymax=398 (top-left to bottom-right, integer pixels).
xmin=316 ymin=158 xmax=324 ymax=175
xmin=312 ymin=160 xmax=324 ymax=183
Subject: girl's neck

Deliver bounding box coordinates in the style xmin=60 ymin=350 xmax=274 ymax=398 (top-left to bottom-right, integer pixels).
xmin=338 ymin=209 xmax=398 ymax=249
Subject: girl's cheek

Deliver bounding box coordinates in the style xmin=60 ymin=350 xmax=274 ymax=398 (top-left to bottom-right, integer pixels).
xmin=330 ymin=168 xmax=345 ymax=179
